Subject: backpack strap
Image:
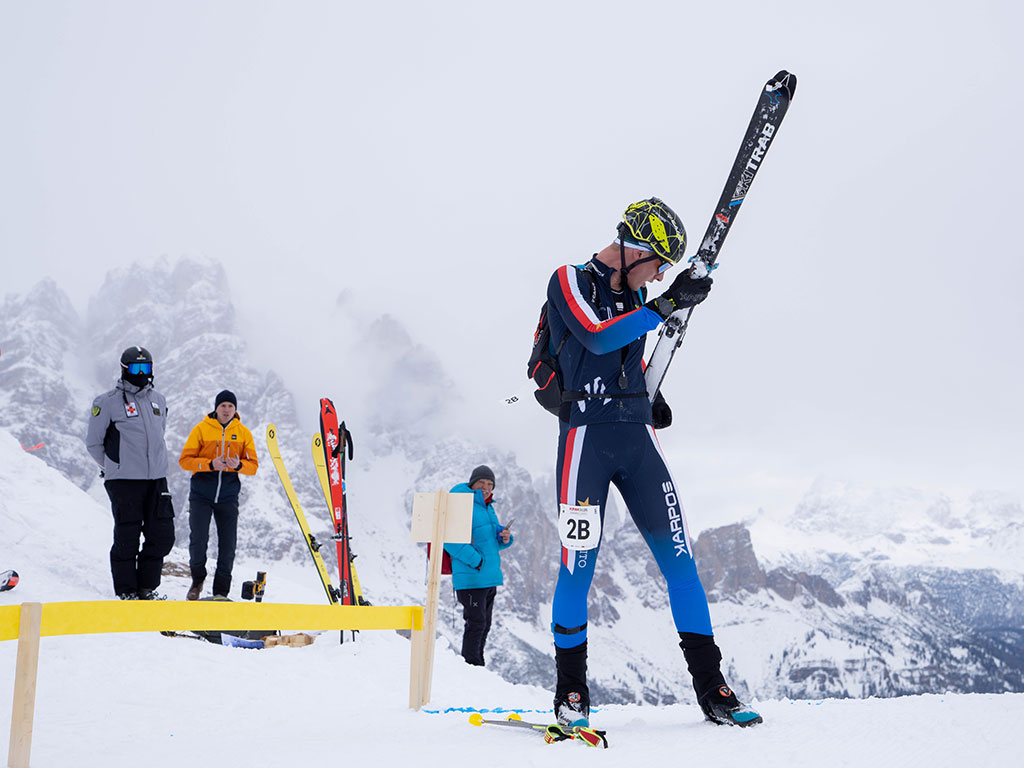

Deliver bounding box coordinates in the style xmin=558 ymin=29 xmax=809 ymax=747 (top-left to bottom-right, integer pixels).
xmin=561 ymin=390 xmax=647 ymax=402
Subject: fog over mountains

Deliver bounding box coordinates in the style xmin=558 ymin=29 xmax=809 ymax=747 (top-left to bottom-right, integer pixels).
xmin=2 ymin=257 xmax=1022 ymax=704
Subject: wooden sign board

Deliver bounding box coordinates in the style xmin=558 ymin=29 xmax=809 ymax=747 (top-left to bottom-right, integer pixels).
xmin=409 ymin=491 xmax=473 ymax=543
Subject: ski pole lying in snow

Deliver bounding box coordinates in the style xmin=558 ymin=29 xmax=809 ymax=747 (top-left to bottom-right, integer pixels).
xmin=468 ymin=712 xmax=608 ymax=748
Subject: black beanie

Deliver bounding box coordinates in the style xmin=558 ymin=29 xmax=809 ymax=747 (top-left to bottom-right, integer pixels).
xmin=215 ymin=390 xmax=237 ymax=408
xmin=469 ymin=465 xmax=495 ymax=487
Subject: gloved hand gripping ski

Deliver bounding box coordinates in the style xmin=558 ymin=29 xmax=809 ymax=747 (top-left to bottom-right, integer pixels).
xmin=645 ymin=269 xmax=713 ymax=321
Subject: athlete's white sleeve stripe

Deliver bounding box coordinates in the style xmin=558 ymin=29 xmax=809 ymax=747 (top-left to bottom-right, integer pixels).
xmin=562 ymin=267 xmax=601 ymax=326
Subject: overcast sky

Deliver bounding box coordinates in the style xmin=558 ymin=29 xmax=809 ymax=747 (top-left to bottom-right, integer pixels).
xmin=2 ymin=1 xmax=1022 ymax=524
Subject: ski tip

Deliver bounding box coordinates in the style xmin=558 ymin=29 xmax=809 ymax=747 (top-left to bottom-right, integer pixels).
xmin=574 ymin=727 xmax=609 ymax=748
xmin=768 ymin=70 xmax=797 ymax=99
xmin=468 ymin=713 xmax=484 ymax=726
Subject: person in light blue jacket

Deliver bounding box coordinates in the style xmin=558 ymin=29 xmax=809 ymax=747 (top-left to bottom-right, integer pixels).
xmin=444 ymin=465 xmax=513 ymax=666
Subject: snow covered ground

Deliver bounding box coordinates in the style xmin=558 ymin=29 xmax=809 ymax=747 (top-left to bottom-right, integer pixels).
xmin=3 ymin=426 xmax=1023 ymax=766
xmin=1 ymin=629 xmax=1021 ymax=767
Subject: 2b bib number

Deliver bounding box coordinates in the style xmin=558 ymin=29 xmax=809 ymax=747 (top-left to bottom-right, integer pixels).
xmin=566 ymin=518 xmax=592 ymax=539
xmin=558 ymin=504 xmax=601 ymax=551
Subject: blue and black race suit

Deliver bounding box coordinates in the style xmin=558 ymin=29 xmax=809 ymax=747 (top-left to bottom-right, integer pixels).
xmin=546 ymin=257 xmax=713 ymax=649
xmin=545 ymin=258 xmax=659 ymax=427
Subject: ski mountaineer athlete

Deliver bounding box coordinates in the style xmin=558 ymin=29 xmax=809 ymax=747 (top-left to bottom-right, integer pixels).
xmin=545 ymin=197 xmax=762 ymax=728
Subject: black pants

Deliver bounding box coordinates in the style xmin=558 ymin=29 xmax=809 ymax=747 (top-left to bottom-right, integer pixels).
xmin=104 ymin=478 xmax=175 ymax=595
xmin=188 ymin=497 xmax=239 ymax=598
xmin=456 ymin=586 xmax=497 ymax=666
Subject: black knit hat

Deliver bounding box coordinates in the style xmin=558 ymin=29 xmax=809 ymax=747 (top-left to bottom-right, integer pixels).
xmin=469 ymin=465 xmax=495 ymax=487
xmin=215 ymin=390 xmax=237 ymax=408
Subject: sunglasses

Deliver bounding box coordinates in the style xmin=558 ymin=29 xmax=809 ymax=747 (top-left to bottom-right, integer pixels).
xmin=634 ymin=252 xmax=675 ymax=275
xmin=127 ymin=362 xmax=152 ymax=375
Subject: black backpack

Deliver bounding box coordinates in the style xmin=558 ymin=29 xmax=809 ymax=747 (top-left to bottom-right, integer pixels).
xmin=527 ymin=267 xmax=599 ymax=418
xmin=527 ymin=301 xmax=570 ymax=417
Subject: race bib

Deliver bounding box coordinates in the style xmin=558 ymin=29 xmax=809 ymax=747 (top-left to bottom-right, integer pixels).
xmin=558 ymin=503 xmax=601 ymax=551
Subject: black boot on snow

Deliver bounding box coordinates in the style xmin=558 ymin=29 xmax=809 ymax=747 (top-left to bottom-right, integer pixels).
xmin=554 ymin=641 xmax=591 ymax=728
xmin=679 ymin=631 xmax=763 ymax=727
xmin=696 ymin=682 xmax=763 ymax=727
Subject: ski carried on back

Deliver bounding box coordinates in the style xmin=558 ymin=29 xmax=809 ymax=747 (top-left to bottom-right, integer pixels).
xmin=646 ymin=69 xmax=797 ymax=401
xmin=318 ymin=398 xmax=358 ymax=606
xmin=468 ymin=712 xmax=608 ymax=748
xmin=0 ymin=569 xmax=19 ymax=592
xmin=312 ymin=433 xmax=368 ymax=605
xmin=266 ymin=424 xmax=340 ymax=605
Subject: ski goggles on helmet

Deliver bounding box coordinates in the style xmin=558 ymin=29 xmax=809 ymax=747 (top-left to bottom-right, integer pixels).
xmin=126 ymin=362 xmax=152 ymax=375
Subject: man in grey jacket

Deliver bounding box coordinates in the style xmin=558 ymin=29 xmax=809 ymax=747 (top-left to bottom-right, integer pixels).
xmin=86 ymin=346 xmax=175 ymax=599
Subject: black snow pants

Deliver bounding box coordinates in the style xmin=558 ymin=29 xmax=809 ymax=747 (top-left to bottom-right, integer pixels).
xmin=188 ymin=496 xmax=239 ymax=598
xmin=456 ymin=586 xmax=497 ymax=666
xmin=104 ymin=478 xmax=175 ymax=595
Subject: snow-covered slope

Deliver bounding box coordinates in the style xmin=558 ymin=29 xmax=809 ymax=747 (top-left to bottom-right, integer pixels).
xmin=2 ymin=633 xmax=1022 ymax=767
xmin=2 ymin=430 xmax=1023 ymax=766
xmin=0 ymin=428 xmax=111 ymax=601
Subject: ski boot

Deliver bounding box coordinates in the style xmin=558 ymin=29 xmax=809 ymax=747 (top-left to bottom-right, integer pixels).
xmin=554 ymin=641 xmax=590 ymax=728
xmin=680 ymin=631 xmax=764 ymax=727
xmin=554 ymin=690 xmax=590 ymax=729
xmin=697 ymin=683 xmax=763 ymax=727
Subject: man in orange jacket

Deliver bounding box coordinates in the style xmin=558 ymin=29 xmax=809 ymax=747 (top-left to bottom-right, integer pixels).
xmin=178 ymin=390 xmax=258 ymax=600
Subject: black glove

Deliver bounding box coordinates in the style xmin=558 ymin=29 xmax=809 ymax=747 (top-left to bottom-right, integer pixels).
xmin=651 ymin=391 xmax=672 ymax=430
xmin=645 ymin=269 xmax=713 ymax=320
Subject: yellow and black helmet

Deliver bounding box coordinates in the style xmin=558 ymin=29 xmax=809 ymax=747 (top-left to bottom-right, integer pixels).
xmin=617 ymin=197 xmax=687 ymax=265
